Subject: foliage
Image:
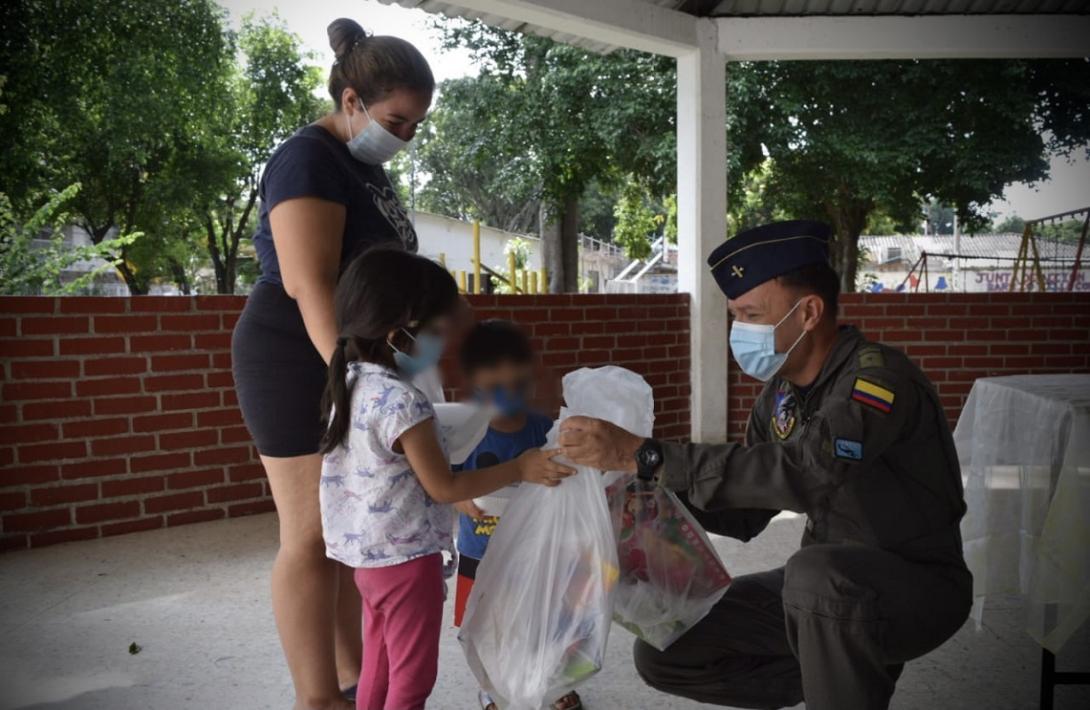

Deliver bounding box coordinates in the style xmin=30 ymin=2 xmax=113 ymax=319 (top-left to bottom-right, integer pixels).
xmin=0 ymin=184 xmax=140 ymax=295
xmin=612 ymin=178 xmax=663 ymax=260
xmin=736 ymin=59 xmax=1090 ymax=290
xmin=0 ymin=0 xmax=231 ymax=293
xmin=194 ymin=14 xmax=324 ymax=293
xmin=489 ymin=237 xmax=534 ymax=293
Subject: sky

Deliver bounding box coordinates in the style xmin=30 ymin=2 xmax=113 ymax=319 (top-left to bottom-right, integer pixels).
xmin=218 ymin=0 xmax=1089 ymax=224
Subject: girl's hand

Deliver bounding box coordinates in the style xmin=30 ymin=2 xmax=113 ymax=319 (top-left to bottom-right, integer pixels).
xmin=453 ymin=499 xmax=485 ymax=518
xmin=516 ymin=448 xmax=575 ymax=487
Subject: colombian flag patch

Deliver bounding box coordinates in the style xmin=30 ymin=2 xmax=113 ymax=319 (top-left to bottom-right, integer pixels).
xmin=852 ymin=377 xmax=895 ymax=413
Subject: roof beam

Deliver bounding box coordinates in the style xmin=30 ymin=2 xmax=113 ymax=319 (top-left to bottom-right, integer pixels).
xmin=399 ymin=0 xmax=699 ymax=56
xmin=717 ymin=15 xmax=1090 ymax=60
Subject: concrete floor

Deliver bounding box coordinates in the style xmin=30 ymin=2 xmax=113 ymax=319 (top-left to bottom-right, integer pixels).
xmin=1 ymin=512 xmax=1087 ymax=710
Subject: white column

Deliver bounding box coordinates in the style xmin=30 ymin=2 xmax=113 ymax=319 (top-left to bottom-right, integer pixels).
xmin=676 ymin=19 xmax=727 ymax=444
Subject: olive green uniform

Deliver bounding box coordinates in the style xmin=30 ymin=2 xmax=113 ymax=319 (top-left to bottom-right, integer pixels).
xmin=638 ymin=326 xmax=972 ymax=710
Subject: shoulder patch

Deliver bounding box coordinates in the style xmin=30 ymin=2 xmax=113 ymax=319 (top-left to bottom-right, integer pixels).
xmin=771 ymin=380 xmax=797 ymax=440
xmin=834 ymin=437 xmax=864 ymax=461
xmin=858 ymin=346 xmax=885 ymax=370
xmin=851 ymin=376 xmax=895 ymax=414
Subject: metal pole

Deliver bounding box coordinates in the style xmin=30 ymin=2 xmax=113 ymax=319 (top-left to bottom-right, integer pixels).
xmin=472 ymin=221 xmax=482 ymax=295
xmin=507 ymin=251 xmax=517 ymax=294
xmin=953 ymin=213 xmax=960 ymax=291
xmin=530 ymin=270 xmax=539 ymax=294
xmin=458 ymin=270 xmax=467 ymax=293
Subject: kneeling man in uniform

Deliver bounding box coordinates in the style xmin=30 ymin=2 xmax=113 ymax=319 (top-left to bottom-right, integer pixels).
xmin=560 ymin=220 xmax=972 ymax=709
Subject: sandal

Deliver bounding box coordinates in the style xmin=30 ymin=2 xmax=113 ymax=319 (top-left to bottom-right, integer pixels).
xmin=552 ymin=691 xmax=583 ymax=710
xmin=478 ymin=689 xmax=497 ymax=710
xmin=341 ymin=684 xmax=357 ymax=702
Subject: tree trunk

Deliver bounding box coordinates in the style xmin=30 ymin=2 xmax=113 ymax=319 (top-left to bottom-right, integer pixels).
xmin=826 ymin=199 xmax=871 ymax=293
xmin=540 ymin=193 xmax=581 ymax=293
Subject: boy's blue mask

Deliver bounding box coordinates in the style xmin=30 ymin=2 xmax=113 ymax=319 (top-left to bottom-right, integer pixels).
xmin=474 ymin=384 xmax=529 ymax=418
xmin=390 ymin=328 xmax=445 ymax=379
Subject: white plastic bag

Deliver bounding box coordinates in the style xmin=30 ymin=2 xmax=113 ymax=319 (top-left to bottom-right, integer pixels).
xmin=434 ymin=402 xmax=492 ymax=465
xmin=608 ymin=479 xmax=732 ymax=651
xmin=459 ymin=366 xmax=650 ymax=709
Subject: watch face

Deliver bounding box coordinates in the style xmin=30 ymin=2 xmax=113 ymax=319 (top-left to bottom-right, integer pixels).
xmin=639 ymin=446 xmax=660 ymax=468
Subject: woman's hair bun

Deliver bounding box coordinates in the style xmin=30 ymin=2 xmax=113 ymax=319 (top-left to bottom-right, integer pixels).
xmin=328 ymin=18 xmax=367 ymax=60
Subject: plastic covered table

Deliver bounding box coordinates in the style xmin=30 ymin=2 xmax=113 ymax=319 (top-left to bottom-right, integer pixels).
xmin=955 ymin=374 xmax=1090 ymax=707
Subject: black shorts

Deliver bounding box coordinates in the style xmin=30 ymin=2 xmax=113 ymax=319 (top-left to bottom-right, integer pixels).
xmin=232 ymin=281 xmax=327 ymax=457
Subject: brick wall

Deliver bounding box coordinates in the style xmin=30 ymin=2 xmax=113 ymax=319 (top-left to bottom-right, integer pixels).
xmin=726 ymin=293 xmax=1090 ymax=440
xmin=0 ymin=293 xmax=690 ymax=551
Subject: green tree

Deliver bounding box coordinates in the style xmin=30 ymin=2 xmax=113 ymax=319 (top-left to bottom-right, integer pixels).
xmin=0 ymin=184 xmax=139 ymax=295
xmin=738 ymin=60 xmax=1090 ymax=290
xmin=0 ymin=0 xmax=232 ymax=293
xmin=194 ymin=14 xmax=324 ymax=294
xmin=612 ymin=178 xmax=663 ymax=260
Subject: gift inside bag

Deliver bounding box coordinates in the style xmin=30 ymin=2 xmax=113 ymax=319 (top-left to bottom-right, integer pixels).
xmin=458 ymin=367 xmax=650 ymax=709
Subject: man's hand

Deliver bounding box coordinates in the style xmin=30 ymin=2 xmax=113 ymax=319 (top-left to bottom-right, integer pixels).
xmin=559 ymin=416 xmax=643 ymax=473
xmin=516 ymin=448 xmax=575 ymax=486
xmin=453 ymin=499 xmax=485 ymax=518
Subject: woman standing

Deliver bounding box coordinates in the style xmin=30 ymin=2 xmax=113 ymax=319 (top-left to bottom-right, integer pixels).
xmin=232 ymin=19 xmax=433 ymax=710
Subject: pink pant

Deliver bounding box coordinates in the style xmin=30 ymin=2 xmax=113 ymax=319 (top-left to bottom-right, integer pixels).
xmin=354 ymin=553 xmax=444 ymax=710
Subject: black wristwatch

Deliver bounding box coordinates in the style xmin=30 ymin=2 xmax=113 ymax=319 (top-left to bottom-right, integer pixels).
xmin=635 ymin=438 xmax=663 ymax=482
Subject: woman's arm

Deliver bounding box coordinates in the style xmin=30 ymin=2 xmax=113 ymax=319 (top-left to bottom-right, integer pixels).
xmin=269 ymin=197 xmax=346 ymax=365
xmin=399 ymin=419 xmax=573 ymax=504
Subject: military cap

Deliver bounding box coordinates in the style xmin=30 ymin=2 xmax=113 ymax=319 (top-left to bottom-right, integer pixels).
xmin=707 ymin=220 xmax=832 ymax=299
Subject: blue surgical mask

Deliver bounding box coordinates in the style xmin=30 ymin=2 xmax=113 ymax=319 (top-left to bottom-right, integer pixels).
xmin=474 ymin=385 xmax=529 ymax=418
xmin=390 ymin=329 xmax=445 ymax=379
xmin=729 ymin=300 xmax=807 ymax=382
xmin=345 ymin=101 xmax=408 ymax=165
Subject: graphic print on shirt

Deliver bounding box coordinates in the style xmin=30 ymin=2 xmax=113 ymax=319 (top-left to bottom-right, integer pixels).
xmin=367 ymin=183 xmax=417 ymax=252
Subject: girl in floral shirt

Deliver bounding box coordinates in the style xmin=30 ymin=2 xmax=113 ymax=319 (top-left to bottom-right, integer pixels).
xmin=319 ymin=247 xmax=572 ymax=710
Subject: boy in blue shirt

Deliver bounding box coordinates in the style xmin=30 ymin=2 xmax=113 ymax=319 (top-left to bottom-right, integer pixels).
xmin=453 ymin=320 xmax=582 ymax=710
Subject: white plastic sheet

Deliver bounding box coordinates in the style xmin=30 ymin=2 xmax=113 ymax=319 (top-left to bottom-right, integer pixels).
xmin=955 ymin=374 xmax=1090 ymax=654
xmin=458 ymin=366 xmax=650 ymax=709
xmin=434 ymin=402 xmax=492 ymax=466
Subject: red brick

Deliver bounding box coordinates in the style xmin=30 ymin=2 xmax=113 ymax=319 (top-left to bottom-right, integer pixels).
xmin=3 ymin=508 xmax=71 ymax=531
xmin=76 ymin=500 xmax=141 ymax=524
xmin=220 ymin=425 xmax=252 ymax=444
xmin=101 ymin=476 xmax=165 ymax=497
xmin=227 ymin=499 xmax=275 ymax=517
xmin=21 ymin=315 xmax=88 ymax=335
xmin=144 ymin=373 xmax=205 ymax=393
xmin=10 ymin=360 xmax=81 ymax=379
xmin=93 ymin=396 xmax=157 ymax=416
xmin=167 ymin=509 xmax=225 ymax=526
xmin=194 ymin=446 xmax=252 ymax=466
xmin=132 ymin=412 xmax=193 ymax=432
xmin=102 ymin=516 xmax=164 ymax=537
xmin=161 ymin=392 xmax=219 ymax=411
xmin=195 ymin=295 xmax=245 ymax=310
xmin=59 ymin=336 xmax=126 ymax=355
xmin=84 ymin=357 xmax=148 ymax=376
xmin=30 ymin=527 xmax=98 ymax=547
xmin=3 ymin=381 xmax=71 ymax=401
xmin=0 ymin=338 xmax=55 ymax=357
xmin=196 ymin=409 xmax=243 ymax=428
xmin=144 ymin=491 xmax=204 ymax=514
xmin=195 ymin=332 xmax=232 ymax=350
xmin=221 ymin=389 xmax=238 ymax=407
xmin=31 ymin=483 xmax=99 ymax=506
xmin=129 ymin=297 xmax=192 ymax=312
xmin=5 ymin=464 xmax=60 ymax=486
xmin=61 ymin=457 xmax=127 ymax=480
xmin=0 ymin=491 xmax=27 ymax=511
xmin=0 ymin=422 xmax=59 ymax=445
xmin=130 ymin=452 xmax=191 ymax=473
xmin=58 ymin=297 xmax=127 ymax=313
xmin=228 ymin=463 xmax=266 ymax=482
xmin=0 ymin=297 xmax=55 ymax=313
xmin=206 ymin=482 xmax=263 ymax=503
xmin=93 ymin=315 xmax=158 ymax=333
xmin=76 ymin=377 xmax=141 ymax=397
xmin=129 ymin=334 xmax=192 ymax=352
xmin=90 ymin=435 xmax=156 ymax=457
xmin=167 ymin=468 xmax=224 ymax=489
xmin=150 ymin=354 xmax=210 ymax=371
xmin=18 ymin=440 xmax=85 ymax=463
xmin=62 ymin=417 xmax=129 ymax=438
xmin=160 ymin=314 xmax=220 ymax=331
xmin=211 ymin=352 xmax=232 ymax=369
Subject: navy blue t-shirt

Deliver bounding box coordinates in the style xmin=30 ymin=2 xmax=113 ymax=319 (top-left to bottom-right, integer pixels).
xmin=456 ymin=411 xmax=553 ymax=560
xmin=252 ymin=125 xmax=418 ymax=285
